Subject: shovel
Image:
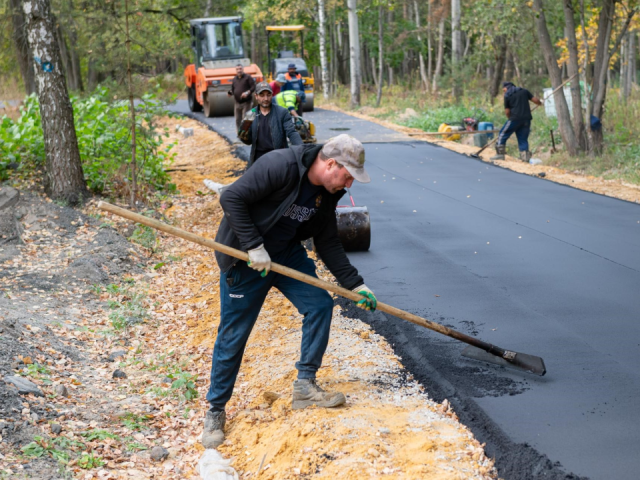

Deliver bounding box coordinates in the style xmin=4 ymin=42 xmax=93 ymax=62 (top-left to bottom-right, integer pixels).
xmin=98 ymin=201 xmax=546 ymax=376
xmin=470 ymin=74 xmax=577 ymax=159
xmin=336 ymin=188 xmax=371 ymax=252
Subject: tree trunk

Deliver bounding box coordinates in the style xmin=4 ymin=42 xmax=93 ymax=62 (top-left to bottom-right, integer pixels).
xmin=533 ymin=0 xmax=579 ymax=156
xmin=451 ymin=0 xmax=462 ymax=99
xmin=376 ymin=3 xmax=383 ymax=107
xmin=427 ymin=0 xmax=432 ymax=86
xmin=347 ymin=0 xmax=361 ymax=107
xmin=432 ymin=17 xmax=445 ymax=92
xmin=204 ymin=0 xmax=212 ymax=16
xmin=318 ymin=0 xmax=330 ymax=99
xmin=413 ymin=0 xmax=428 ymax=91
xmin=590 ymin=0 xmax=635 ymax=153
xmin=23 ymin=0 xmax=87 ymax=203
xmin=489 ymin=35 xmax=507 ymax=100
xmin=563 ymin=0 xmax=586 ymax=150
xmin=10 ymin=0 xmax=36 ymax=95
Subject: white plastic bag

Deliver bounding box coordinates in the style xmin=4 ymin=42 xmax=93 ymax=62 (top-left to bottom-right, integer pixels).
xmin=197 ymin=449 xmax=239 ymax=480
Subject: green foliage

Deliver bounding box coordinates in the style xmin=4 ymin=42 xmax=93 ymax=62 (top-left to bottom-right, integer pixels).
xmin=106 ymin=281 xmax=149 ymax=331
xmin=77 ymin=451 xmax=105 ymax=469
xmin=80 ymin=429 xmax=121 ymax=442
xmin=21 ymin=436 xmax=70 ymax=464
xmin=121 ymin=412 xmax=152 ymax=431
xmin=401 ymin=105 xmax=494 ymax=132
xmin=130 ymin=224 xmax=158 ymax=250
xmin=0 ymin=89 xmax=176 ymax=198
xmin=166 ymin=370 xmax=199 ymax=401
xmin=21 ymin=363 xmax=51 ymax=380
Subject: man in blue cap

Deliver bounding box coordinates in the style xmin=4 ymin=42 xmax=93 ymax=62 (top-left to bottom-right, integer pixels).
xmin=283 ymin=63 xmax=306 ymax=116
xmin=492 ymin=81 xmax=543 ymax=162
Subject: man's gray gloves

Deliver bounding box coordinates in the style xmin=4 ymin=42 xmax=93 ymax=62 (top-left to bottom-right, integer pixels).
xmin=352 ymin=284 xmax=377 ymax=311
xmin=247 ymin=244 xmax=271 ymax=277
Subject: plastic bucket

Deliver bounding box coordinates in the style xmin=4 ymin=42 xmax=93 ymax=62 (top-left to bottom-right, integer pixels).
xmin=478 ymin=121 xmax=494 ymax=139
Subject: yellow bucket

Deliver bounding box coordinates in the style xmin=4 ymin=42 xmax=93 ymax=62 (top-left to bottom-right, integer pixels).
xmin=438 ymin=123 xmax=462 ymax=141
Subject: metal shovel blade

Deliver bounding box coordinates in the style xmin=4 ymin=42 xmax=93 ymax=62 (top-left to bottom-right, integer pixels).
xmin=336 ymin=206 xmax=371 ymax=252
xmin=461 ymin=345 xmax=547 ymax=376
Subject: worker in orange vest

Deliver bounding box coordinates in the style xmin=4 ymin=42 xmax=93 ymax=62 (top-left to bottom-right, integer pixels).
xmin=283 ymin=63 xmax=306 ymax=116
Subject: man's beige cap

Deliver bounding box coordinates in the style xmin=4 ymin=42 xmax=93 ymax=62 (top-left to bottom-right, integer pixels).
xmin=322 ymin=134 xmax=370 ymax=183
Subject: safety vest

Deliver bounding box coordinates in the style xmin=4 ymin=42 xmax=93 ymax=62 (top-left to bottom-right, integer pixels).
xmin=275 ymin=90 xmax=299 ymax=111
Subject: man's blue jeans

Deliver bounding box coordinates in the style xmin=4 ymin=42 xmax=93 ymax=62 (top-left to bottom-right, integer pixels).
xmin=497 ymin=119 xmax=531 ymax=151
xmin=206 ymin=243 xmax=334 ymax=410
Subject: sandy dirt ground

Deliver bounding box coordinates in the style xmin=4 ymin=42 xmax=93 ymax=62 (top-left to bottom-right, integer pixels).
xmin=318 ymin=104 xmax=640 ymax=204
xmin=0 ymin=116 xmax=496 ymax=479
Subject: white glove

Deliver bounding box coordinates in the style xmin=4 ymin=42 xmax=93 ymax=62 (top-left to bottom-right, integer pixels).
xmin=247 ymin=244 xmax=271 ymax=276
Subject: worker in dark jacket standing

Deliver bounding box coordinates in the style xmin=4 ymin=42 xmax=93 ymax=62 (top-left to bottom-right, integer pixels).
xmin=201 ymin=135 xmax=378 ymax=448
xmin=239 ymin=82 xmax=302 ymax=166
xmin=228 ymin=64 xmax=256 ymax=131
xmin=491 ymin=81 xmax=543 ymax=162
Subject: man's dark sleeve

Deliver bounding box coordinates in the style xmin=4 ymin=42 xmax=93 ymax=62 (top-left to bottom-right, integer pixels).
xmin=313 ymin=218 xmax=364 ymax=290
xmin=249 ymin=75 xmax=256 ymax=94
xmin=219 ymin=156 xmax=289 ymax=251
xmin=504 ymin=96 xmax=510 ymax=109
xmin=282 ymin=109 xmax=303 ymax=145
xmin=526 ymin=89 xmax=533 ymax=100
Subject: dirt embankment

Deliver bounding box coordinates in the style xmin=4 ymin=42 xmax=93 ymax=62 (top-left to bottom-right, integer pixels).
xmin=1 ymin=117 xmax=496 ymax=479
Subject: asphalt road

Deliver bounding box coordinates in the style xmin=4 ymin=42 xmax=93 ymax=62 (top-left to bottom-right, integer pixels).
xmin=169 ymin=101 xmax=640 ymax=480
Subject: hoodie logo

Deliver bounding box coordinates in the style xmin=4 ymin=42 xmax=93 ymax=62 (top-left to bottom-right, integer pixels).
xmin=229 ymin=294 xmax=244 ymax=299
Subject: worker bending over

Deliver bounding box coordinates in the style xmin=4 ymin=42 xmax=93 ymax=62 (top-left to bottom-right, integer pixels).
xmin=201 ymin=134 xmax=378 ymax=448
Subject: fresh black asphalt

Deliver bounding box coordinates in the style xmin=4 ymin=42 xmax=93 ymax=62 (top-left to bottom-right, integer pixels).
xmin=169 ymin=100 xmax=640 ymax=480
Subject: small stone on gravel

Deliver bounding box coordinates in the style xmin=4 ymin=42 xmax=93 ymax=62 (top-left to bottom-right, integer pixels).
xmin=113 ymin=369 xmax=127 ymax=379
xmin=54 ymin=384 xmax=69 ymax=397
xmin=379 ymin=427 xmax=391 ymax=435
xmin=161 ymin=376 xmax=173 ymax=384
xmin=108 ymin=350 xmax=127 ymax=362
xmin=150 ymin=446 xmax=169 ymax=462
xmin=30 ymin=412 xmax=39 ymax=422
xmin=51 ymin=424 xmax=62 ymax=435
xmin=4 ymin=376 xmax=44 ymax=396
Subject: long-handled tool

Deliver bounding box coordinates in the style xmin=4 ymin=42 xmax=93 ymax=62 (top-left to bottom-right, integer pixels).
xmin=98 ymin=201 xmax=546 ymax=376
xmin=336 ymin=188 xmax=371 ymax=252
xmin=470 ymin=74 xmax=577 ymax=159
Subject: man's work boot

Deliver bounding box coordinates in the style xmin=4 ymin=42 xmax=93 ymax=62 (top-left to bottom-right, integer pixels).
xmin=292 ymin=379 xmax=346 ymax=410
xmin=201 ymin=410 xmax=225 ymax=449
xmin=490 ymin=144 xmax=506 ymax=161
xmin=519 ymin=150 xmax=531 ymax=162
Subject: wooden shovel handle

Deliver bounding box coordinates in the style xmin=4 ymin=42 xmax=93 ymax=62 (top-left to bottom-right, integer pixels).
xmin=98 ymin=201 xmax=505 ymax=355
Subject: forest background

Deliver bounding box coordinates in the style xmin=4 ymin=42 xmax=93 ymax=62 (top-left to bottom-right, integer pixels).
xmin=0 ymin=0 xmax=639 ymax=202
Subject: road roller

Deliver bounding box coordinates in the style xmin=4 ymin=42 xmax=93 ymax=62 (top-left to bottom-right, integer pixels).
xmin=184 ymin=17 xmax=263 ymax=117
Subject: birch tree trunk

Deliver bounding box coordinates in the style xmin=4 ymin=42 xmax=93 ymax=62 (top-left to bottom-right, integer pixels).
xmin=23 ymin=0 xmax=86 ymax=203
xmin=413 ymin=0 xmax=428 ymax=91
xmin=376 ymin=3 xmax=383 ymax=107
xmin=563 ymin=0 xmax=586 ymax=150
xmin=10 ymin=0 xmax=36 ymax=95
xmin=451 ymin=0 xmax=462 ymax=99
xmin=427 ymin=0 xmax=432 ymax=86
xmin=533 ymin=0 xmax=579 ymax=156
xmin=432 ymin=17 xmax=445 ymax=92
xmin=347 ymin=0 xmax=361 ymax=107
xmin=318 ymin=0 xmax=330 ymax=100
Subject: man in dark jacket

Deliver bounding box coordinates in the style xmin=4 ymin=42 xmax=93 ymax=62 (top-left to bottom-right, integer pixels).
xmin=202 ymin=135 xmax=377 ymax=448
xmin=491 ymin=81 xmax=543 ymax=162
xmin=228 ymin=64 xmax=256 ymax=131
xmin=240 ymin=81 xmax=303 ymax=166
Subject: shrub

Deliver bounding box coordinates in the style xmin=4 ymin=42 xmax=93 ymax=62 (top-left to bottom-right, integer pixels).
xmin=0 ymin=87 xmax=176 ymax=196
